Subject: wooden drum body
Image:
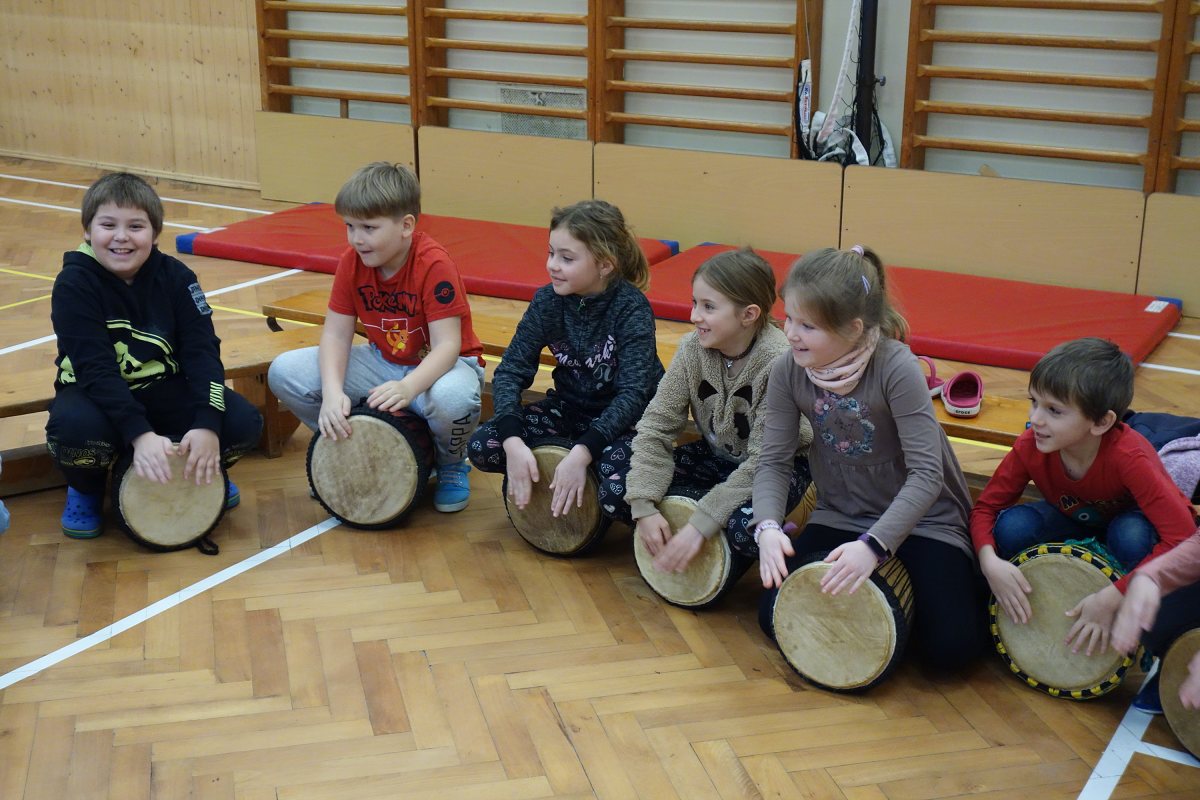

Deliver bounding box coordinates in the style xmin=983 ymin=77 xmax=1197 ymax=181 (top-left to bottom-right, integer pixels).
xmin=773 ymin=553 xmax=914 ymax=692
xmin=307 ymin=407 xmax=435 ymax=529
xmin=1160 ymin=628 xmax=1200 ymax=756
xmin=112 ymin=451 xmax=228 ymax=552
xmin=991 ymin=544 xmax=1136 ymax=699
xmin=633 ymin=491 xmax=752 ymax=609
xmin=503 ymin=441 xmax=607 ymax=556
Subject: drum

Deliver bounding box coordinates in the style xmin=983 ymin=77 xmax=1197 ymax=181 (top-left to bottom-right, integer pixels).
xmin=772 ymin=552 xmax=914 ymax=692
xmin=111 ymin=450 xmax=228 ymax=552
xmin=633 ymin=488 xmax=753 ymax=609
xmin=1161 ymin=628 xmax=1200 ymax=757
xmin=307 ymin=406 xmax=435 ymax=529
xmin=990 ymin=543 xmax=1137 ymax=699
xmin=503 ymin=440 xmax=608 ymax=556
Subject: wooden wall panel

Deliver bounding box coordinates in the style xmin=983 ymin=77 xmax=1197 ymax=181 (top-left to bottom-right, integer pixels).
xmin=841 ymin=167 xmax=1145 ymax=292
xmin=1139 ymin=193 xmax=1200 ymax=313
xmin=593 ymin=143 xmax=842 ymax=252
xmin=0 ymin=0 xmax=260 ymax=187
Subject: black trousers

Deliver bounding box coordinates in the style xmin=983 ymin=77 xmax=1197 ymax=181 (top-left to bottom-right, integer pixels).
xmin=1141 ymin=581 xmax=1200 ymax=660
xmin=45 ymin=379 xmax=263 ymax=494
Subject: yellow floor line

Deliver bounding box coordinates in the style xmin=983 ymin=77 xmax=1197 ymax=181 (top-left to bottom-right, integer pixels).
xmin=210 ymin=304 xmax=317 ymax=326
xmin=0 ymin=293 xmax=51 ymax=310
xmin=0 ymin=266 xmax=54 ymax=281
xmin=948 ymin=435 xmax=1012 ymax=453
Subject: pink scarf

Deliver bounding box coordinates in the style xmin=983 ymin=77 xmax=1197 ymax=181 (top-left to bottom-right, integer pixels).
xmin=805 ymin=327 xmax=881 ymax=395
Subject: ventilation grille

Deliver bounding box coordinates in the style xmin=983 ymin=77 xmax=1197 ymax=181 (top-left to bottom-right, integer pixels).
xmin=498 ymin=85 xmax=587 ymax=140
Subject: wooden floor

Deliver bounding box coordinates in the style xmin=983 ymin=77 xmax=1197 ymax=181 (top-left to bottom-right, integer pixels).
xmin=1 ymin=158 xmax=1199 ymax=799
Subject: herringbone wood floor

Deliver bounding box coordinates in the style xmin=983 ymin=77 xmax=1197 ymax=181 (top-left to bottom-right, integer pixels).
xmin=1 ymin=158 xmax=1199 ymax=799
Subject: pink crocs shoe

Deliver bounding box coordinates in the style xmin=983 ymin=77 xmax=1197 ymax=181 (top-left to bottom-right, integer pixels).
xmin=941 ymin=371 xmax=983 ymax=418
xmin=917 ymin=356 xmax=945 ymax=398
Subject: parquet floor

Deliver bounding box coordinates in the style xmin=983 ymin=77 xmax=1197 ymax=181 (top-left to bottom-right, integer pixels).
xmin=1 ymin=157 xmax=1199 ymax=799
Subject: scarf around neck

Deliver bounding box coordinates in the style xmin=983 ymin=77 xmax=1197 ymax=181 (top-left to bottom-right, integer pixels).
xmin=805 ymin=327 xmax=881 ymax=395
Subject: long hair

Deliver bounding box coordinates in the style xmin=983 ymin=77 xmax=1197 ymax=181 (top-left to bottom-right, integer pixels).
xmin=693 ymin=247 xmax=779 ymax=333
xmin=550 ymin=199 xmax=649 ymax=291
xmin=781 ymin=246 xmax=907 ymax=341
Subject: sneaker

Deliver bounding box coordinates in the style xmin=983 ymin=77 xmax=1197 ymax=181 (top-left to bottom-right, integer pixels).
xmin=62 ymin=487 xmax=103 ymax=539
xmin=434 ymin=462 xmax=471 ymax=513
xmin=225 ymin=479 xmax=240 ymax=509
xmin=1133 ymin=669 xmax=1163 ymax=715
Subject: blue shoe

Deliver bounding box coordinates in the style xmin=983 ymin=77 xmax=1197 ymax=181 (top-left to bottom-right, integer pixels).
xmin=1133 ymin=669 xmax=1163 ymax=715
xmin=225 ymin=479 xmax=240 ymax=509
xmin=62 ymin=487 xmax=103 ymax=539
xmin=434 ymin=462 xmax=471 ymax=513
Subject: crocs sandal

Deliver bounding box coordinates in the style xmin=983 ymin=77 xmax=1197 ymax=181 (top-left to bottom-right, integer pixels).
xmin=917 ymin=356 xmax=945 ymax=398
xmin=62 ymin=486 xmax=104 ymax=539
xmin=942 ymin=371 xmax=983 ymax=418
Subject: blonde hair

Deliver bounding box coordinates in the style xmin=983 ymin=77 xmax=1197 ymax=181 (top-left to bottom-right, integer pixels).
xmin=782 ymin=246 xmax=908 ymax=341
xmin=693 ymin=247 xmax=779 ymax=334
xmin=550 ymin=199 xmax=649 ymax=291
xmin=335 ymin=162 xmax=420 ymax=220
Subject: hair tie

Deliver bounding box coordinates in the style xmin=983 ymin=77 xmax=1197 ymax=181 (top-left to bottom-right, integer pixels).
xmin=851 ymin=245 xmax=865 ymax=256
xmin=861 ymin=274 xmax=870 ymax=294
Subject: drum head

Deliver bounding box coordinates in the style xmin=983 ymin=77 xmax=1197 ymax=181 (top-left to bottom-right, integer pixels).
xmin=1161 ymin=628 xmax=1200 ymax=756
xmin=117 ymin=453 xmax=226 ymax=550
xmin=773 ymin=560 xmax=902 ymax=691
xmin=993 ymin=548 xmax=1133 ymax=697
xmin=308 ymin=414 xmax=427 ymax=528
xmin=504 ymin=444 xmax=603 ymax=556
xmin=633 ymin=494 xmax=733 ymax=608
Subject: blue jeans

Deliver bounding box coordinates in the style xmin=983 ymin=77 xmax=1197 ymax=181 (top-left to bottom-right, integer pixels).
xmin=992 ymin=500 xmax=1157 ymax=572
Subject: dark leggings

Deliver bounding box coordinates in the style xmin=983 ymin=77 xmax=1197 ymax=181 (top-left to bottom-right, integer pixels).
xmin=1141 ymin=581 xmax=1200 ymax=660
xmin=759 ymin=523 xmax=987 ymax=674
xmin=46 ymin=380 xmax=263 ymax=495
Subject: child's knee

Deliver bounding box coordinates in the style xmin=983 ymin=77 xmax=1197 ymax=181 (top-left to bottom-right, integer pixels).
xmin=993 ymin=503 xmax=1046 ymax=558
xmin=1106 ymin=511 xmax=1157 ymax=570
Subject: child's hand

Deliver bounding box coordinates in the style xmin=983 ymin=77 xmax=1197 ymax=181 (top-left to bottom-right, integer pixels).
xmin=318 ymin=393 xmax=353 ymax=440
xmin=820 ymin=540 xmax=878 ymax=596
xmin=367 ymin=380 xmax=413 ymax=414
xmin=654 ymin=524 xmax=705 ymax=573
xmin=178 ymin=428 xmax=220 ymax=485
xmin=1065 ymin=584 xmax=1122 ymax=656
xmin=980 ymin=548 xmax=1034 ymax=624
xmin=1111 ymin=572 xmax=1161 ymax=655
xmin=132 ymin=432 xmax=177 ymax=484
xmin=1181 ymin=651 xmax=1200 ymax=710
xmin=549 ymin=445 xmax=592 ymax=518
xmin=503 ymin=438 xmax=538 ymax=510
xmin=759 ymin=526 xmax=795 ymax=589
xmin=636 ymin=513 xmax=672 ymax=556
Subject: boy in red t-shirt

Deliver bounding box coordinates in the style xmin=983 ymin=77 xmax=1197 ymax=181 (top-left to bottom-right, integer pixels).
xmin=268 ymin=163 xmax=485 ymax=512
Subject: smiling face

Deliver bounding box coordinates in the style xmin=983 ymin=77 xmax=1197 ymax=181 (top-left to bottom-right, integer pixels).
xmin=1027 ymin=388 xmax=1111 ymax=457
xmin=344 ymin=214 xmax=415 ymax=279
xmin=85 ymin=203 xmax=157 ymax=284
xmin=546 ymin=226 xmax=612 ymax=297
xmin=691 ymin=275 xmax=756 ymax=355
xmin=782 ymin=291 xmax=861 ymax=369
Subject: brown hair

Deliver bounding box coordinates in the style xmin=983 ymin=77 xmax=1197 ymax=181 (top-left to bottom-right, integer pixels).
xmin=550 ymin=199 xmax=649 ymax=291
xmin=781 ymin=246 xmax=908 ymax=342
xmin=692 ymin=247 xmax=779 ymax=334
xmin=81 ymin=173 xmax=164 ymax=237
xmin=335 ymin=162 xmax=421 ymax=220
xmin=1029 ymin=337 xmax=1134 ymax=423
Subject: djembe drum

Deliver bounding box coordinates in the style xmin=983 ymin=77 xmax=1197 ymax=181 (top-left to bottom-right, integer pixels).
xmin=1159 ymin=628 xmax=1200 ymax=756
xmin=112 ymin=450 xmax=228 ymax=552
xmin=307 ymin=406 xmax=435 ymax=529
xmin=503 ymin=440 xmax=608 ymax=556
xmin=991 ymin=543 xmax=1137 ymax=699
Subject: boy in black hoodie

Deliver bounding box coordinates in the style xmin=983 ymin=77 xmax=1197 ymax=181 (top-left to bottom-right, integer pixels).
xmin=46 ymin=173 xmax=262 ymax=538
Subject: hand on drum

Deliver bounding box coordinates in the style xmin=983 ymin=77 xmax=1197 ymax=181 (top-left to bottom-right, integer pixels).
xmin=636 ymin=513 xmax=672 ymax=556
xmin=1181 ymin=651 xmax=1200 ymax=710
xmin=549 ymin=445 xmax=592 ymax=518
xmin=132 ymin=431 xmax=176 ymax=484
xmin=368 ymin=379 xmax=413 ymax=414
xmin=820 ymin=540 xmax=877 ymax=596
xmin=653 ymin=523 xmax=704 ymax=573
xmin=1065 ymin=583 xmax=1122 ymax=656
xmin=178 ymin=428 xmax=220 ymax=485
xmin=1110 ymin=572 xmax=1161 ymax=655
xmin=318 ymin=393 xmax=353 ymax=440
xmin=981 ymin=548 xmax=1034 ymax=624
xmin=503 ymin=438 xmax=539 ymax=510
xmin=758 ymin=526 xmax=795 ymax=589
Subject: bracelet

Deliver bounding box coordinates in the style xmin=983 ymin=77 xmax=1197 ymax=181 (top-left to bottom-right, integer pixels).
xmin=752 ymin=520 xmax=783 ymax=546
xmin=857 ymin=532 xmax=891 ymax=565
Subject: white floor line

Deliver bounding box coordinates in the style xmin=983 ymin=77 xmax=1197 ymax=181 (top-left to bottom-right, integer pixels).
xmin=0 ymin=173 xmax=272 ymax=215
xmin=1167 ymin=332 xmax=1200 ymax=341
xmin=1078 ymin=703 xmax=1155 ymax=799
xmin=0 ymin=333 xmax=57 ymax=356
xmin=1141 ymin=362 xmax=1200 ymax=376
xmin=0 ymin=517 xmax=340 ymax=691
xmin=0 ymin=196 xmax=209 ymax=231
xmin=1137 ymin=741 xmax=1200 ymax=768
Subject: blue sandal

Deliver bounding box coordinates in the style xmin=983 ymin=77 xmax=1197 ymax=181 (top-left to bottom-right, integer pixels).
xmin=62 ymin=487 xmax=103 ymax=539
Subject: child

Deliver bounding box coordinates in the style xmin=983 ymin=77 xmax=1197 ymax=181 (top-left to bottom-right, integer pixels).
xmin=971 ymin=338 xmax=1195 ymax=656
xmin=597 ymin=248 xmax=812 ymax=572
xmin=468 ymin=199 xmax=663 ymax=521
xmin=46 ymin=173 xmax=263 ymax=538
xmin=753 ymin=246 xmax=984 ymax=674
xmin=268 ymin=162 xmax=485 ymax=513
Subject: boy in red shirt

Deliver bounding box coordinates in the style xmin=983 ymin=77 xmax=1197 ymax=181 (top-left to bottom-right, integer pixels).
xmin=268 ymin=163 xmax=485 ymax=512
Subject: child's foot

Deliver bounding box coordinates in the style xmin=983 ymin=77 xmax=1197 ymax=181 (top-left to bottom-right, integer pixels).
xmin=225 ymin=479 xmax=240 ymax=509
xmin=1133 ymin=669 xmax=1163 ymax=715
xmin=62 ymin=487 xmax=103 ymax=539
xmin=434 ymin=462 xmax=471 ymax=513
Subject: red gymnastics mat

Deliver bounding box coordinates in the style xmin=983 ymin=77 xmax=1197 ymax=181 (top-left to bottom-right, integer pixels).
xmin=176 ymin=203 xmax=676 ymax=302
xmin=644 ymin=244 xmax=1180 ymax=371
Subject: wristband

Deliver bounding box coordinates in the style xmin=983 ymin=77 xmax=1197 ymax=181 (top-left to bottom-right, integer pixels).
xmin=753 ymin=520 xmax=782 ymax=546
xmin=857 ymin=533 xmax=890 ymax=565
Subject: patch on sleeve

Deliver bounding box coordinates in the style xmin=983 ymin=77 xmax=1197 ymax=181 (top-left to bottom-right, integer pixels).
xmin=433 ymin=280 xmax=456 ymax=305
xmin=189 ymin=283 xmax=213 ymax=315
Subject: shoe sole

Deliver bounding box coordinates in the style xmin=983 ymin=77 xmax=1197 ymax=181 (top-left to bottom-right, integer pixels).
xmin=434 ymin=499 xmax=470 ymax=513
xmin=226 ymin=494 xmax=240 ymax=509
xmin=63 ymin=527 xmax=102 ymax=539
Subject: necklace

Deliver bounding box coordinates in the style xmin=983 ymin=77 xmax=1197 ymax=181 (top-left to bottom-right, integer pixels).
xmin=721 ymin=336 xmax=757 ymax=370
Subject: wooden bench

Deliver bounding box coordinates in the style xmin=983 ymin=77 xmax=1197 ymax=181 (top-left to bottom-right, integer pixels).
xmin=0 ymin=326 xmax=322 ymax=497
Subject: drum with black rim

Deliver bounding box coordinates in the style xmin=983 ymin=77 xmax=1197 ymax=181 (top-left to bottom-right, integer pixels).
xmin=1161 ymin=628 xmax=1200 ymax=757
xmin=503 ymin=439 xmax=608 ymax=556
xmin=111 ymin=449 xmax=228 ymax=552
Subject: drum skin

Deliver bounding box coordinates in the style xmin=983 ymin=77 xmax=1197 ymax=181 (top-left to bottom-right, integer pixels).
xmin=503 ymin=441 xmax=607 ymax=556
xmin=307 ymin=407 xmax=434 ymax=529
xmin=1160 ymin=628 xmax=1200 ymax=757
xmin=112 ymin=450 xmax=227 ymax=551
xmin=990 ymin=544 xmax=1136 ymax=700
